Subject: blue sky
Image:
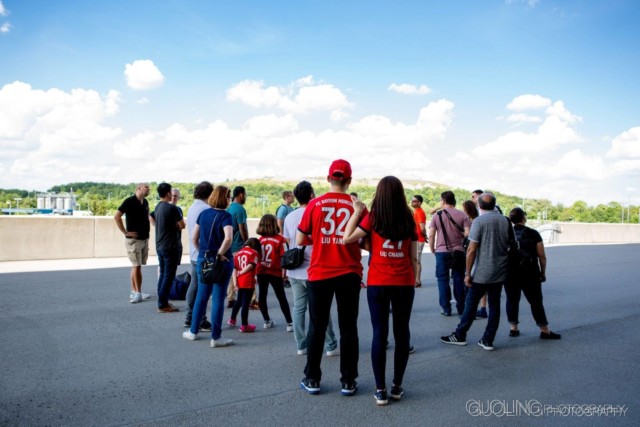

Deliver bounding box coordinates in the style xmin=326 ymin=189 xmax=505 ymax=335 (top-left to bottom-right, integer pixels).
xmin=1 ymin=0 xmax=639 ymax=205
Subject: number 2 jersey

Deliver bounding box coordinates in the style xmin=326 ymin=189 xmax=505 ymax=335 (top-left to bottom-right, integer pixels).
xmin=358 ymin=212 xmax=416 ymax=286
xmin=234 ymin=247 xmax=259 ymax=289
xmin=257 ymin=235 xmax=287 ymax=277
xmin=298 ymin=192 xmax=363 ymax=281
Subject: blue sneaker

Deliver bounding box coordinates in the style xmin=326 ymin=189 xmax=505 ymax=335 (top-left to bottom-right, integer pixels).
xmin=341 ymin=381 xmax=358 ymax=396
xmin=300 ymin=378 xmax=320 ymax=395
xmin=476 ymin=307 xmax=488 ymax=319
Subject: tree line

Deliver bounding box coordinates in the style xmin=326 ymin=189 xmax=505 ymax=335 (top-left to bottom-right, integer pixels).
xmin=1 ymin=180 xmax=638 ymax=224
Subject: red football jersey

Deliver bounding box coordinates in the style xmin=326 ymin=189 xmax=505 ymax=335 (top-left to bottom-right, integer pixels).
xmin=234 ymin=247 xmax=259 ymax=289
xmin=297 ymin=192 xmax=363 ymax=281
xmin=257 ymin=235 xmax=287 ymax=276
xmin=358 ymin=212 xmax=415 ymax=286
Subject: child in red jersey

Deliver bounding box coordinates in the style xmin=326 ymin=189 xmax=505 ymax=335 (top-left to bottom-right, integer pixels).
xmin=343 ymin=176 xmax=418 ymax=406
xmin=228 ymin=238 xmax=262 ymax=333
xmin=256 ymin=214 xmax=293 ymax=331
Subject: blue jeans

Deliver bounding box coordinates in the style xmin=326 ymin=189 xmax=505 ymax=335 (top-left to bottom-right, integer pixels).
xmin=455 ymin=282 xmax=502 ymax=344
xmin=156 ymin=247 xmax=180 ymax=308
xmin=185 ymin=261 xmax=209 ymax=325
xmin=290 ymin=277 xmax=338 ymax=352
xmin=368 ymin=285 xmax=415 ymax=390
xmin=435 ymin=252 xmax=466 ymax=315
xmin=305 ymin=273 xmax=361 ymax=383
xmin=190 ymin=258 xmax=233 ymax=340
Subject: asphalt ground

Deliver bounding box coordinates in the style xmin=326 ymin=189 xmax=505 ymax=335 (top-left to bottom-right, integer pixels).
xmin=1 ymin=244 xmax=638 ymax=426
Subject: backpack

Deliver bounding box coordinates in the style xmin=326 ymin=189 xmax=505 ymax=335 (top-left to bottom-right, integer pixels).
xmin=512 ymin=226 xmax=535 ymax=267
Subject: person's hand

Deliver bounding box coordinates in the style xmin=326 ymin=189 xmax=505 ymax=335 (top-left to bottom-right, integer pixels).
xmin=218 ymin=254 xmax=229 ymax=262
xmin=464 ymin=275 xmax=472 ymax=288
xmin=124 ymin=231 xmax=138 ymax=238
xmin=540 ymin=273 xmax=546 ymax=283
xmin=353 ymin=199 xmax=365 ymax=215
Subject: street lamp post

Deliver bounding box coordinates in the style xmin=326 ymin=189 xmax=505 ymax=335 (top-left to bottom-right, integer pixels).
xmin=6 ymin=200 xmax=11 ymax=214
xmin=14 ymin=198 xmax=22 ymax=214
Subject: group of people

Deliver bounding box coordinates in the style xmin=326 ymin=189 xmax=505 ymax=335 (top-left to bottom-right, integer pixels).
xmin=114 ymin=158 xmax=560 ymax=406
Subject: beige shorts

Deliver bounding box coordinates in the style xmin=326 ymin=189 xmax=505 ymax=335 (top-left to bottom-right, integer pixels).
xmin=416 ymin=242 xmax=425 ymax=264
xmin=125 ymin=238 xmax=149 ymax=267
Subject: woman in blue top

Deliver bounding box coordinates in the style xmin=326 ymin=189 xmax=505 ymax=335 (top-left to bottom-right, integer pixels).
xmin=183 ymin=185 xmax=235 ymax=347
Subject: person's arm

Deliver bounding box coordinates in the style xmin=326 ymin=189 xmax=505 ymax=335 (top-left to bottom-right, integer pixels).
xmin=418 ymin=221 xmax=427 ymax=240
xmin=536 ymin=241 xmax=547 ymax=282
xmin=176 ymin=218 xmax=186 ymax=230
xmin=277 ymin=218 xmax=285 ymax=235
xmin=114 ymin=211 xmax=138 ymax=238
xmin=237 ymin=262 xmax=255 ymax=276
xmin=428 ymin=227 xmax=436 ymax=253
xmin=464 ymin=241 xmax=478 ymax=288
xmin=463 ymin=226 xmax=470 ymax=238
xmin=217 ymin=224 xmax=233 ymax=261
xmin=410 ymin=240 xmax=419 ymax=277
xmin=191 ymin=224 xmax=200 ymax=253
xmin=296 ymin=230 xmax=313 ymax=246
xmin=238 ymin=222 xmax=248 ymax=243
xmin=342 ymin=200 xmax=367 ymax=244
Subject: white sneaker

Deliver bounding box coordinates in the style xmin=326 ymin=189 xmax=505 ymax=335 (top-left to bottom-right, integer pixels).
xmin=140 ymin=293 xmax=151 ymax=300
xmin=297 ymin=349 xmax=307 ymax=356
xmin=286 ymin=323 xmax=293 ymax=332
xmin=326 ymin=348 xmax=340 ymax=357
xmin=182 ymin=331 xmax=198 ymax=341
xmin=263 ymin=320 xmax=275 ymax=329
xmin=130 ymin=292 xmax=142 ymax=303
xmin=211 ymin=337 xmax=234 ymax=348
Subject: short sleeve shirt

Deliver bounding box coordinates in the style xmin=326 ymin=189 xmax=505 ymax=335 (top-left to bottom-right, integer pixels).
xmin=297 ymin=192 xmax=363 ymax=281
xmin=187 ymin=200 xmax=212 ymax=262
xmin=358 ymin=213 xmax=416 ymax=286
xmin=196 ymin=209 xmax=233 ymax=260
xmin=117 ymin=195 xmax=150 ymax=240
xmin=282 ymin=207 xmax=312 ymax=280
xmin=153 ymin=201 xmax=183 ymax=252
xmin=257 ymin=235 xmax=287 ymax=276
xmin=227 ymin=202 xmax=248 ymax=253
xmin=234 ymin=247 xmax=259 ymax=289
xmin=413 ymin=207 xmax=427 ymax=243
xmin=468 ymin=211 xmax=510 ymax=284
xmin=276 ymin=204 xmax=294 ymax=220
xmin=428 ymin=207 xmax=470 ymax=252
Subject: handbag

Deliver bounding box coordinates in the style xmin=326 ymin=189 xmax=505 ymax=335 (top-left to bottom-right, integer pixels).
xmin=169 ymin=271 xmax=191 ymax=300
xmin=438 ymin=211 xmax=466 ymax=272
xmin=199 ymin=213 xmax=228 ymax=284
xmin=281 ymin=246 xmax=305 ymax=270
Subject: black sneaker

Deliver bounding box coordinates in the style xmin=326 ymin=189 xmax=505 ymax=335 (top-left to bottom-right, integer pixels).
xmin=408 ymin=345 xmax=415 ymax=354
xmin=540 ymin=331 xmax=561 ymax=340
xmin=374 ymin=389 xmax=388 ymax=406
xmin=341 ymin=381 xmax=358 ymax=396
xmin=200 ymin=319 xmax=212 ymax=332
xmin=476 ymin=308 xmax=488 ymax=319
xmin=509 ymin=329 xmax=520 ymax=337
xmin=440 ymin=333 xmax=467 ymax=346
xmin=183 ymin=319 xmax=191 ymax=328
xmin=478 ymin=339 xmax=494 ymax=351
xmin=390 ymin=385 xmax=404 ymax=401
xmin=300 ymin=378 xmax=320 ymax=395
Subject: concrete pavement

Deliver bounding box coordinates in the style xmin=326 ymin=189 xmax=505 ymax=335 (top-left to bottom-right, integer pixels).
xmin=0 ymin=244 xmax=638 ymax=426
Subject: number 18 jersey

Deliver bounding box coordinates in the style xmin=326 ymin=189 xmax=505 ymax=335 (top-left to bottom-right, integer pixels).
xmin=298 ymin=192 xmax=363 ymax=281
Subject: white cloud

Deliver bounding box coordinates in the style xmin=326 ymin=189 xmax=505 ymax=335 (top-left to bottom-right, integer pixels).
xmin=124 ymin=59 xmax=165 ymax=90
xmin=507 ymin=94 xmax=551 ymax=111
xmin=136 ymin=97 xmax=150 ymax=104
xmin=226 ymin=77 xmax=353 ymax=115
xmin=0 ymin=22 xmax=9 ymax=33
xmin=503 ymin=113 xmax=542 ymax=123
xmin=388 ymin=83 xmax=432 ymax=95
xmin=0 ymin=1 xmax=7 ymax=16
xmin=607 ymin=127 xmax=640 ymax=158
xmin=244 ymin=114 xmax=298 ymax=138
xmin=506 ymin=0 xmax=539 ymax=7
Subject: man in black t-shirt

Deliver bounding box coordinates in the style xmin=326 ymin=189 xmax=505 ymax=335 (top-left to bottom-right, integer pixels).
xmin=114 ymin=183 xmax=151 ymax=304
xmin=153 ymin=183 xmax=186 ymax=313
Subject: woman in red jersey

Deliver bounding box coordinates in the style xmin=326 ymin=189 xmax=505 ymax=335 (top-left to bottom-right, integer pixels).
xmin=343 ymin=176 xmax=418 ymax=406
xmin=228 ymin=238 xmax=262 ymax=333
xmin=256 ymin=214 xmax=293 ymax=331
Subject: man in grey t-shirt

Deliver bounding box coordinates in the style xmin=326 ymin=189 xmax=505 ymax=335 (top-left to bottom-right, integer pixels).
xmin=440 ymin=193 xmax=511 ymax=351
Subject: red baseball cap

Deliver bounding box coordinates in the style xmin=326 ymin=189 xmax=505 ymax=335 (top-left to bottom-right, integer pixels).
xmin=328 ymin=159 xmax=352 ymax=181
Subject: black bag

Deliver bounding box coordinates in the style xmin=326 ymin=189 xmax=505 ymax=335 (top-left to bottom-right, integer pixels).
xmin=281 ymin=246 xmax=305 ymax=270
xmin=201 ymin=252 xmax=227 ymax=284
xmin=169 ymin=271 xmax=191 ymax=300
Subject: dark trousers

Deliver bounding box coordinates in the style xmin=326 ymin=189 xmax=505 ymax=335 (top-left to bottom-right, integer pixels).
xmin=305 ymin=273 xmax=361 ymax=383
xmin=368 ymin=285 xmax=415 ymax=390
xmin=455 ymin=282 xmax=503 ymax=344
xmin=505 ymin=271 xmax=548 ymax=327
xmin=257 ymin=274 xmax=293 ymax=323
xmin=231 ymin=288 xmax=253 ymax=326
xmin=156 ymin=247 xmax=180 ymax=308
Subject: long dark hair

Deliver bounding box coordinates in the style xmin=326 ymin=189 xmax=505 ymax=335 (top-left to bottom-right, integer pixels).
xmin=370 ymin=176 xmax=415 ymax=241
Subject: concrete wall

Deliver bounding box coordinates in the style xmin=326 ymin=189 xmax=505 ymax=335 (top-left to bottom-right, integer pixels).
xmin=1 ymin=216 xmax=638 ymax=262
xmin=0 ymin=216 xmax=262 ymax=262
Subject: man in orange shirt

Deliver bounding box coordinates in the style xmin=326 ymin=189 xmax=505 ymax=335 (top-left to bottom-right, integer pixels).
xmin=411 ymin=195 xmax=427 ymax=287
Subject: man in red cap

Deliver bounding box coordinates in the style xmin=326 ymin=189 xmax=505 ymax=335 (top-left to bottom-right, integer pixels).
xmin=297 ymin=159 xmax=363 ymax=396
